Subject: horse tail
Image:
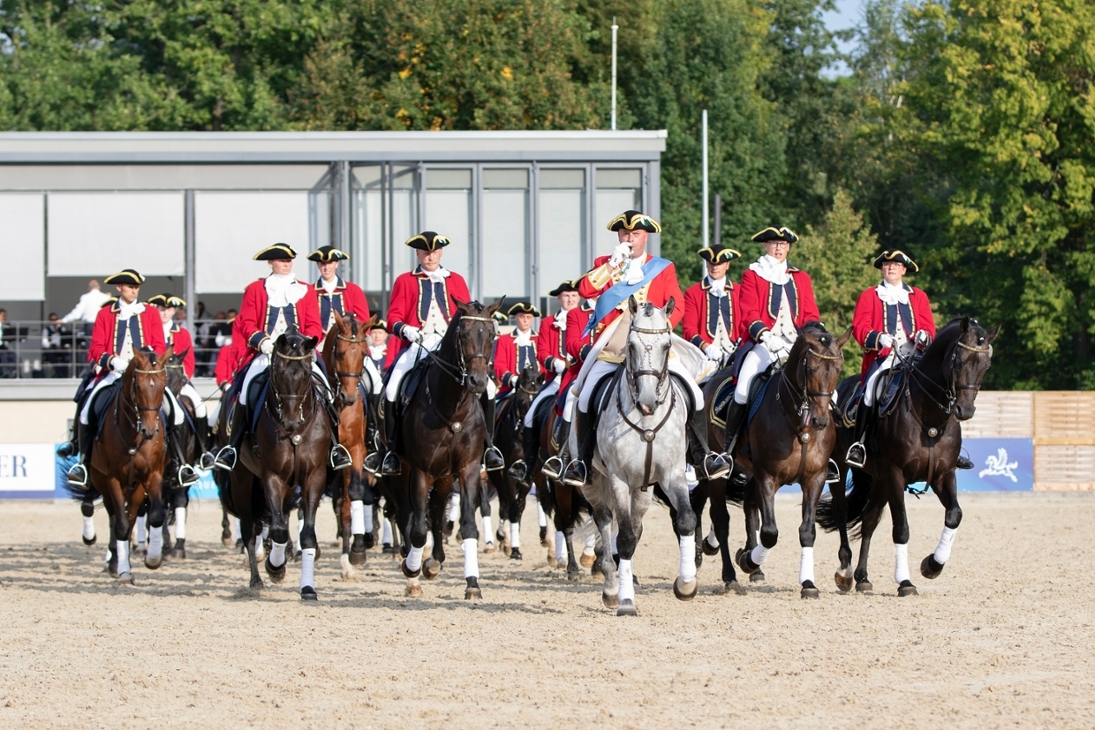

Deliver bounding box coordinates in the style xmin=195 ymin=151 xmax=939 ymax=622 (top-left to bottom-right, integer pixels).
xmin=816 ymin=468 xmax=872 ymax=537
xmin=62 ymin=479 xmax=96 ymax=504
xmin=215 ymin=468 xmax=235 ymax=516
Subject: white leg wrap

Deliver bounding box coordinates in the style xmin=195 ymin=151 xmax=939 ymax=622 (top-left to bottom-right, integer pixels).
xmin=299 ymin=548 xmax=316 ymax=590
xmin=462 ymin=538 xmax=480 ymax=578
xmin=147 ymin=525 xmax=163 ymax=562
xmin=610 ymin=528 xmax=618 ymax=556
xmin=362 ymin=505 xmax=374 ymax=534
xmin=382 ymin=518 xmax=393 ymax=545
xmin=618 ymin=558 xmax=635 ymax=603
xmin=115 ymin=540 xmax=131 ymax=575
xmin=685 ymin=464 xmax=699 ymax=490
xmin=799 ymin=546 xmax=815 ymax=585
xmin=482 ymin=514 xmax=493 ymax=544
xmin=269 ymin=541 xmax=287 ymax=568
xmin=136 ymin=515 xmax=147 ymax=545
xmin=554 ymin=531 xmax=568 ymax=562
xmin=706 ymin=525 xmax=719 ymax=549
xmin=233 ymin=518 xmax=241 ymax=540
xmin=751 ymin=543 xmax=772 ymax=566
xmin=537 ymin=502 xmax=547 ymax=528
xmin=405 ymin=545 xmax=424 ymax=572
xmin=261 ymin=524 xmax=269 ymax=541
xmin=350 ymin=501 xmax=365 ymax=535
xmin=679 ymin=535 xmax=697 ymax=583
xmin=510 ymin=522 xmax=521 ymax=549
xmin=895 ymin=542 xmax=910 ymax=584
xmin=297 ymin=515 xmax=303 ymax=542
xmin=174 ymin=507 xmax=186 ymax=540
xmin=254 ymin=534 xmax=265 ymax=561
xmin=584 ymin=532 xmax=596 ymax=550
xmin=934 ymin=526 xmax=957 ymax=564
xmin=82 ymin=515 xmax=96 ymax=541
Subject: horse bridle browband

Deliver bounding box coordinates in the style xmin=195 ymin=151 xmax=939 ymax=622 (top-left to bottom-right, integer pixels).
xmin=778 ymin=346 xmax=842 ymax=435
xmin=625 ymin=323 xmax=672 ymax=406
xmin=427 ymin=314 xmax=494 ymax=387
xmin=269 ymin=347 xmax=316 ymax=432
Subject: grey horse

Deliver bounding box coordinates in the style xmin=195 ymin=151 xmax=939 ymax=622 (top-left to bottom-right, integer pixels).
xmin=577 ymin=296 xmax=699 ymax=616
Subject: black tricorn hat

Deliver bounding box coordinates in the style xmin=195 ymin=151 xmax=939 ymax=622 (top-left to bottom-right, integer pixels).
xmin=405 ymin=232 xmax=451 ymax=252
xmin=751 ymin=226 xmax=799 ymax=244
xmin=253 ymin=243 xmax=298 ymax=261
xmin=147 ymin=293 xmax=186 ymax=308
xmin=307 ymin=246 xmax=350 ymax=263
xmin=607 ymin=210 xmax=662 ymax=233
xmin=507 ymin=302 xmax=541 ymax=317
xmin=873 ymin=249 xmax=919 ymax=273
xmin=549 ymin=280 xmax=579 ymax=296
xmin=697 ymin=244 xmax=742 ymax=264
xmin=368 ymin=318 xmax=388 ymax=332
xmin=103 ymin=269 xmax=145 ymax=286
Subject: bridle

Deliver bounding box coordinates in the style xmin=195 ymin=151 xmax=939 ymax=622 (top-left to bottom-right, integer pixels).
xmin=268 ymin=347 xmax=317 ymax=438
xmin=905 ymin=333 xmax=992 ymax=418
xmin=624 ymin=322 xmax=672 ymax=407
xmin=332 ymin=322 xmax=369 ymax=406
xmin=116 ymin=361 xmax=167 ymax=457
xmin=615 ymin=318 xmax=676 ymax=490
xmin=426 ymin=315 xmax=494 ymax=388
xmin=777 ymin=343 xmax=842 ymax=439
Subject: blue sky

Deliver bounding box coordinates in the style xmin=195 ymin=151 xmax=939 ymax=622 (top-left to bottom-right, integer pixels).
xmin=821 ymin=0 xmax=863 ymax=75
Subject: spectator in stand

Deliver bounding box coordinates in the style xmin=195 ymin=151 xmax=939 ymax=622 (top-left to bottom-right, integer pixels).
xmin=194 ymin=301 xmax=214 ymax=377
xmin=0 ymin=309 xmax=16 ymax=378
xmin=41 ymin=312 xmax=74 ymax=378
xmin=60 ymin=279 xmax=112 ymax=336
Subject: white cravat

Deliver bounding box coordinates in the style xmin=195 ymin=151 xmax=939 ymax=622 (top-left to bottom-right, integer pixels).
xmin=424 ymin=267 xmax=451 ymax=284
xmin=749 ymin=255 xmax=789 ymax=285
xmin=623 ymin=255 xmax=646 ymax=285
xmin=265 ymin=273 xmax=306 ymax=307
xmin=321 ymin=277 xmax=338 ymax=294
xmin=707 ymin=276 xmax=727 ymax=297
xmin=514 ymin=329 xmax=533 ymax=347
xmin=876 ymin=281 xmax=910 ymax=306
xmin=369 ymin=344 xmax=386 ymax=361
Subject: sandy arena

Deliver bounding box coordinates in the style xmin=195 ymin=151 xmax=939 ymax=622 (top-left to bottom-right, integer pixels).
xmin=0 ymin=492 xmax=1092 ymax=728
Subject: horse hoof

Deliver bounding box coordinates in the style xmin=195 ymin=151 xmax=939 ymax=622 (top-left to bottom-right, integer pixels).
xmin=602 ymin=592 xmax=620 ymax=609
xmin=898 ymin=580 xmax=918 ymax=597
xmin=300 ymin=586 xmax=318 ymax=601
xmin=502 ymin=544 xmax=511 ymax=557
xmin=591 ymin=562 xmax=604 ymax=578
xmin=856 ymin=580 xmax=874 ymax=593
xmin=749 ymin=569 xmax=765 ymax=583
xmin=83 ymin=535 xmax=97 ymax=546
xmin=400 ymin=559 xmax=421 ymax=579
xmin=249 ymin=578 xmax=264 ymax=591
xmin=546 ymin=554 xmax=558 ymax=569
xmin=422 ymin=558 xmax=442 ymax=580
xmin=579 ymin=552 xmax=596 ymax=568
xmin=116 ymin=572 xmax=134 ymax=586
xmin=725 ymin=580 xmax=746 ymax=595
xmin=265 ymin=558 xmax=287 ymax=583
xmin=144 ymin=556 xmax=162 ymax=570
xmin=349 ymin=548 xmax=367 ymax=567
xmin=735 ymin=547 xmax=759 ymax=575
xmin=465 ymin=578 xmax=481 ymax=601
xmin=221 ymin=535 xmax=234 ymax=547
xmin=405 ymin=583 xmax=423 ymax=598
xmin=483 ymin=543 xmax=496 ymax=554
xmin=539 ymin=526 xmax=549 ymax=547
xmin=921 ymin=554 xmax=944 ymax=579
xmin=567 ymin=568 xmax=581 ymax=582
xmin=800 ymin=581 xmax=820 ymax=599
xmin=616 ymin=599 xmax=638 ymax=617
xmin=673 ymin=577 xmax=699 ymax=601
xmin=834 ymin=570 xmax=853 ymax=593
xmin=702 ymin=537 xmax=719 ymax=556
xmin=509 ymin=548 xmax=523 ymax=561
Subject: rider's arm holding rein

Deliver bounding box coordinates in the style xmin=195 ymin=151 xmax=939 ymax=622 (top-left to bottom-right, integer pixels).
xmin=852 ymin=288 xmax=885 ymax=352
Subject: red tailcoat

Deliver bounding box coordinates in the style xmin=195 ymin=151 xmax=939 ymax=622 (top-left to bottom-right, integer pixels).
xmin=682 ymin=279 xmax=744 ymax=348
xmin=89 ymin=302 xmax=165 ymax=370
xmin=312 ymin=277 xmax=371 ymax=333
xmin=214 ymin=344 xmax=236 ymax=387
xmin=165 ymin=323 xmax=196 ymax=379
xmin=851 ymin=284 xmax=936 ymax=377
xmin=384 ymin=268 xmax=471 ymax=368
xmin=557 ymin=305 xmax=595 ymax=407
xmin=493 ymin=330 xmax=544 ymax=392
xmin=576 ymin=254 xmax=684 ymax=340
xmin=535 ymin=310 xmax=576 ymax=380
xmin=738 ymin=266 xmax=821 ymax=342
xmin=232 ymin=277 xmax=324 ymax=371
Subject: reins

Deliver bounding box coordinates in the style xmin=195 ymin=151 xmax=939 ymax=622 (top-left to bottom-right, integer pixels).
xmin=267 ymin=346 xmax=318 ymax=443
xmin=615 ymin=318 xmax=676 ymax=490
xmin=774 ymin=341 xmax=843 ymax=485
xmin=420 ymin=312 xmax=496 ymax=435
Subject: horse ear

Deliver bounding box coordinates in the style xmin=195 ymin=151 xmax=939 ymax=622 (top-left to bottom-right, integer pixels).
xmin=836 ymin=326 xmax=853 ymax=349
xmin=179 ymin=346 xmax=190 ymax=360
xmin=665 ymin=296 xmax=675 ymax=317
xmin=451 ymin=295 xmax=469 ymax=312
xmin=628 ymin=295 xmax=638 ymax=314
xmin=333 ymin=310 xmax=344 ymax=327
xmin=961 ymin=315 xmax=970 ymax=333
xmin=305 ymin=336 xmax=319 ymax=351
xmin=986 ymin=323 xmax=1001 ymax=343
xmin=486 ymin=296 xmax=506 ymax=315
xmin=161 ymin=345 xmax=174 ymax=363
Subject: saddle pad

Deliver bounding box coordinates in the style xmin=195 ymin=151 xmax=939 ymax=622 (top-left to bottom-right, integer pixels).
xmin=878 ymin=366 xmax=906 ymax=418
xmin=746 ymin=369 xmax=774 ymax=426
xmin=400 ymin=359 xmax=430 ymax=407
xmin=591 ymin=363 xmax=625 ymax=415
xmin=532 ymin=388 xmax=554 ymax=431
xmin=249 ymin=372 xmax=270 ymax=434
xmin=709 ymin=374 xmax=736 ymax=429
xmin=668 ymin=372 xmax=697 ymax=413
xmin=839 ymin=381 xmax=863 ymax=428
xmin=92 ymin=384 xmax=120 ymax=441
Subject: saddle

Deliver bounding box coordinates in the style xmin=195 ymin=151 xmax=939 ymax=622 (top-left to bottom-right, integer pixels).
xmin=589 ymin=364 xmax=625 ymax=421
xmin=839 ymin=365 xmax=908 ymax=428
xmin=91 ymin=383 xmax=120 ymax=442
xmin=398 ymin=359 xmax=430 ymax=409
xmin=531 ymin=387 xmax=554 ymax=432
xmin=708 ymin=365 xmax=773 ymax=429
xmin=248 ymin=371 xmax=271 ymax=434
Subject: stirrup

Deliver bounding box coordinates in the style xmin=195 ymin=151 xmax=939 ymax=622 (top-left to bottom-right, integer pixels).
xmin=506 ymin=459 xmax=527 ymax=482
xmin=178 ymin=464 xmax=200 ymax=487
xmin=66 ymin=463 xmax=89 ymax=487
xmin=561 ymin=459 xmax=587 ymax=488
xmin=330 ymin=444 xmax=352 ymax=471
xmin=363 ymin=451 xmax=382 ymax=475
xmin=198 ymin=452 xmax=216 ymax=472
xmin=701 ymin=453 xmax=731 ymax=481
xmin=214 ymin=445 xmax=238 ymax=471
xmin=541 ymin=455 xmax=564 ymax=479
xmin=845 ymin=442 xmax=866 ymax=469
xmin=826 ymin=459 xmax=841 ymax=484
xmin=381 ymin=451 xmax=401 ymax=476
xmin=483 ymin=445 xmax=505 ymax=472
xmin=955 ymin=453 xmax=974 ymax=470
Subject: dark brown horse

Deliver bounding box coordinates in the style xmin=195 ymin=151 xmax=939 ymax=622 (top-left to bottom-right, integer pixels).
xmin=66 ymin=346 xmax=174 ymax=584
xmin=388 ymin=297 xmax=502 ymax=600
xmin=733 ymin=323 xmax=852 ymax=598
xmin=534 ymin=406 xmax=598 ymax=577
xmin=321 ymin=311 xmax=379 ymax=579
xmin=818 ymin=316 xmax=998 ymax=596
xmin=489 ymin=365 xmax=544 ymax=560
xmin=218 ymin=326 xmax=331 ymax=598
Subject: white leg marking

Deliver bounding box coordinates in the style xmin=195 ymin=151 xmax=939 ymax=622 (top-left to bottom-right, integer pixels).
xmin=706 ymin=524 xmax=719 ymax=549
xmin=509 ymin=522 xmax=521 ymax=549
xmin=554 ymin=531 xmax=568 ymax=562
xmin=300 ymin=547 xmax=316 ymax=590
xmin=82 ymin=515 xmax=96 ymax=541
xmin=934 ymin=526 xmax=957 ymax=564
xmin=618 ymin=558 xmax=635 ymax=603
xmin=174 ymin=507 xmax=186 ymax=540
xmin=116 ymin=540 xmax=131 ymax=575
xmin=147 ymin=525 xmax=163 ymax=562
xmin=482 ymin=514 xmax=493 ymax=544
xmin=382 ymin=518 xmax=393 ymax=545
xmin=254 ymin=534 xmax=265 ymax=562
xmin=135 ymin=515 xmax=147 ymax=545
xmin=537 ymin=503 xmax=547 ymax=528
xmin=362 ymin=504 xmax=374 ymax=534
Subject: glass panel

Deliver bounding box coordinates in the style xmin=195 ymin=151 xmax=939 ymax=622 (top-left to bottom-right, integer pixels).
xmin=427 ymin=168 xmax=472 ymax=189
xmin=352 ymin=166 xmax=384 ymax=292
xmin=540 ymin=169 xmax=585 ymax=189
xmin=594 ymin=189 xmax=642 ymax=258
xmin=0 ymin=193 xmax=45 ymax=300
xmin=596 ymin=168 xmax=642 ymax=189
xmin=482 ymin=188 xmax=529 ymax=301
xmin=425 ymin=169 xmax=472 ymax=283
xmin=538 ymin=180 xmax=585 ymax=306
xmin=483 ymin=168 xmax=529 ymax=189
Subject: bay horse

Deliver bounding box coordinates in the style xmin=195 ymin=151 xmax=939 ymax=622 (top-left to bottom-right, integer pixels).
xmin=534 ymin=407 xmax=598 ymax=577
xmin=489 ymin=364 xmax=544 ymax=560
xmin=388 ymin=297 xmax=502 ymax=600
xmin=65 ymin=346 xmax=174 ymax=584
xmin=321 ymin=310 xmax=379 ymax=579
xmin=581 ymin=297 xmax=697 ymax=616
xmin=818 ymin=316 xmax=998 ymax=596
xmin=732 ymin=322 xmax=852 ymax=598
xmin=217 ymin=326 xmax=331 ymax=599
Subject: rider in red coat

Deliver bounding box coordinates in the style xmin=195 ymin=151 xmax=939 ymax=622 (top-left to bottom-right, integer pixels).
xmin=307 ymin=246 xmax=371 ymax=333
xmin=539 ymin=299 xmax=594 ymax=480
xmin=682 ymin=243 xmax=744 ymax=371
xmin=493 ymin=302 xmax=544 ymax=393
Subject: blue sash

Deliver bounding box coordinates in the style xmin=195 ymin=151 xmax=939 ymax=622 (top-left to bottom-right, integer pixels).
xmin=584 ymin=256 xmax=673 ymax=336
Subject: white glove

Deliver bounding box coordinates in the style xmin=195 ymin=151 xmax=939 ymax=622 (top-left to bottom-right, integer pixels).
xmin=401 ymin=325 xmax=422 ymax=344
xmin=757 ymin=331 xmax=771 ymax=345
xmin=110 ymin=357 xmax=129 ymax=374
xmin=259 ymin=338 xmax=274 ymax=356
xmin=878 ymin=333 xmax=895 ymax=349
xmin=553 ymin=359 xmax=567 ymax=374
xmin=705 ymin=344 xmax=724 ymax=362
xmin=915 ymin=329 xmax=931 ymax=345
xmin=608 ymin=241 xmax=633 ymax=268
xmin=554 ymin=310 xmax=568 ymax=331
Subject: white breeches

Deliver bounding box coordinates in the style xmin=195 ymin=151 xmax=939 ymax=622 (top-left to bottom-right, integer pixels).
xmin=363 ymin=358 xmax=384 ymax=396
xmin=562 ymin=387 xmax=578 ymax=423
xmin=80 ymin=371 xmax=185 ymax=426
xmin=384 ymin=342 xmax=429 ymax=402
xmin=523 ymin=379 xmax=560 ymax=428
xmin=177 ymin=382 xmax=207 ymax=419
xmin=238 ymin=354 xmax=326 ymax=407
xmin=578 ymin=359 xmax=703 ymax=413
xmin=862 ymin=353 xmax=898 ymax=407
xmin=734 ymin=345 xmax=775 ymax=404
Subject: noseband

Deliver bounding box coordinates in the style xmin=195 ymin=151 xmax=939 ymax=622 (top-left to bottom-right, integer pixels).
xmin=269 ymin=348 xmax=316 ymax=434
xmin=777 ymin=345 xmax=842 ymax=439
xmin=120 ymin=364 xmax=167 ymax=450
xmin=427 ymin=315 xmax=494 ymax=387
xmin=625 ymin=323 xmax=672 ymax=406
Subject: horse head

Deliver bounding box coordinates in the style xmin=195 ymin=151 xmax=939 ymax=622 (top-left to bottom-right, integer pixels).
xmin=932 ymin=316 xmax=999 ymax=421
xmin=328 ymin=311 xmax=370 ymax=409
xmin=271 ymin=325 xmax=319 ymax=433
xmin=514 ymin=364 xmax=545 ymax=419
xmin=627 ymin=295 xmax=673 ymax=417
xmin=129 ymin=345 xmax=172 ymax=440
xmin=788 ymin=322 xmax=850 ymax=430
xmin=165 ymin=346 xmax=189 ymax=396
xmin=447 ymin=296 xmax=504 ymax=396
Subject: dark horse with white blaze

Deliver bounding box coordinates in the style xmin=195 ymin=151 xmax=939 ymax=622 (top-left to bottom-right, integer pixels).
xmin=817 ymin=316 xmax=998 ymax=596
xmin=732 ymin=322 xmax=852 ymax=598
xmin=65 ymin=346 xmax=174 ymax=584
xmin=217 ymin=326 xmax=332 ymax=599
xmin=388 ymin=297 xmax=502 ymax=600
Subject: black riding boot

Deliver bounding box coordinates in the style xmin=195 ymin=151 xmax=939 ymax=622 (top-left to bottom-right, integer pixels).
xmin=168 ymin=427 xmax=199 ymax=486
xmin=194 ymin=415 xmax=215 ymax=471
xmin=481 ymin=393 xmax=505 ymax=472
xmin=561 ymin=409 xmax=594 ymax=487
xmin=541 ymin=417 xmax=570 ymax=479
xmin=721 ymin=400 xmax=749 ymax=487
xmin=845 ymin=404 xmax=874 ymax=469
xmin=956 ymin=445 xmax=974 ymax=470
xmin=363 ymin=413 xmax=382 ymax=475
xmin=66 ymin=422 xmax=95 ymax=486
xmin=380 ymin=399 xmax=402 ymax=476
xmin=516 ymin=414 xmax=541 ymax=482
xmin=214 ymin=401 xmax=248 ymax=471
xmin=687 ymin=407 xmax=730 ymax=480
